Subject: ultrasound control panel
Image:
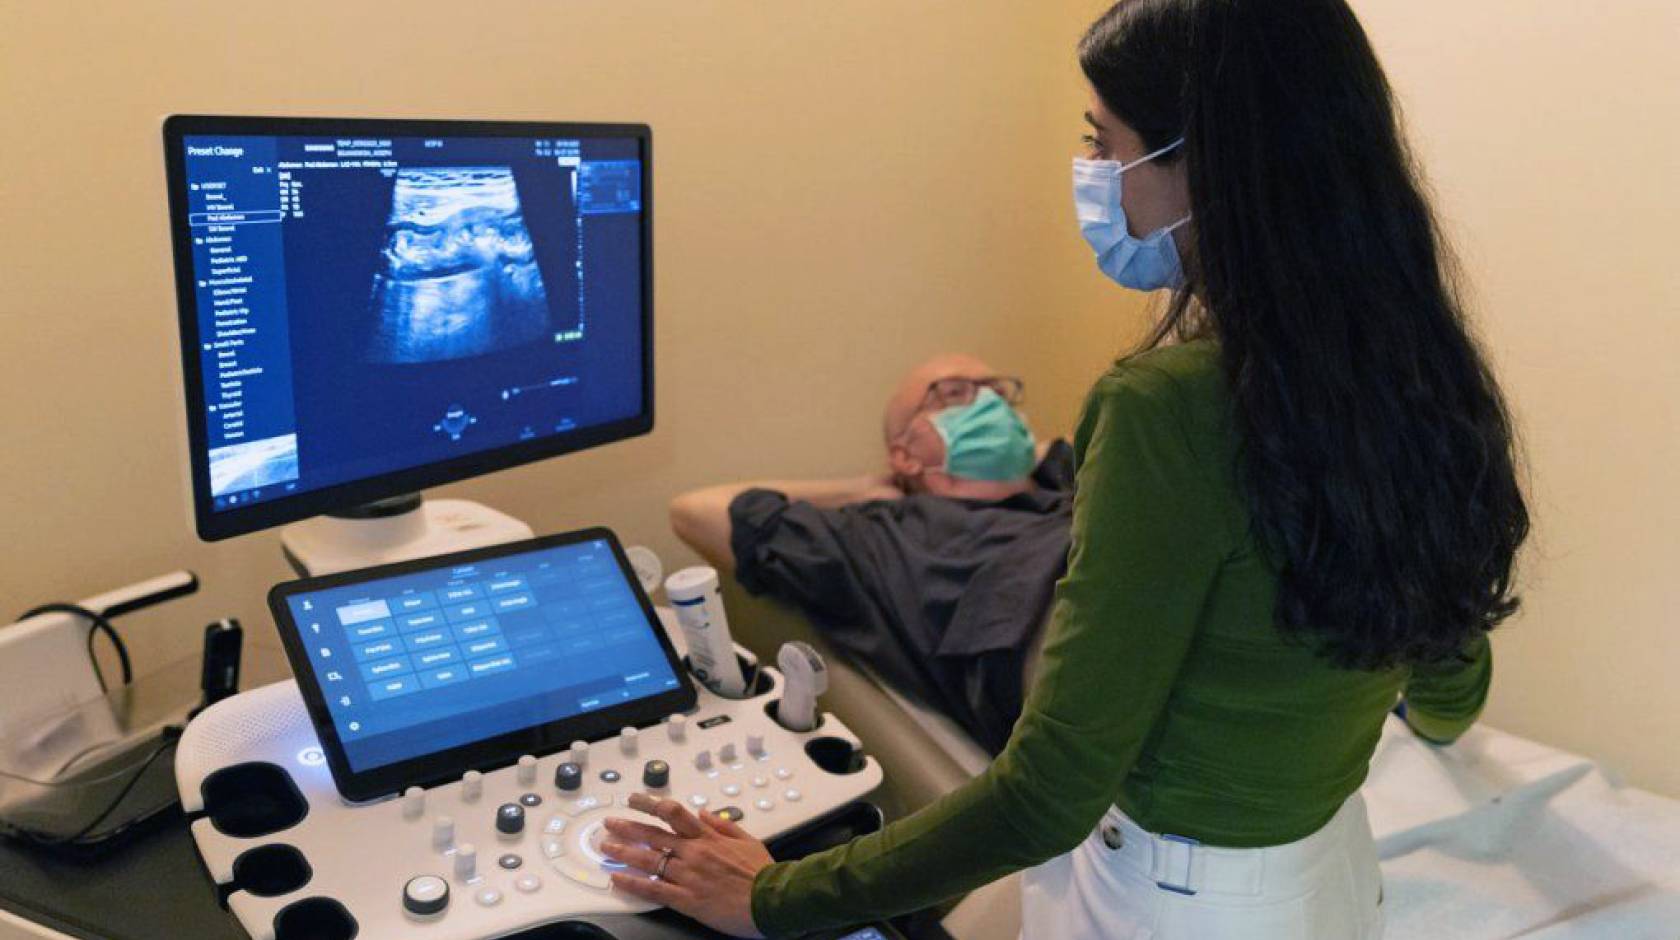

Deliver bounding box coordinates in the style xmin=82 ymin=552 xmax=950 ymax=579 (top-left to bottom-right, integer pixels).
xmin=178 ymin=592 xmax=883 ymax=940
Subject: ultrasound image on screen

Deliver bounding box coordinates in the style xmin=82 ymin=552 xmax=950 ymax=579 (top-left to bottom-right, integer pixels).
xmin=368 ymin=167 xmax=552 ymax=364
xmin=176 ymin=132 xmax=647 ymax=515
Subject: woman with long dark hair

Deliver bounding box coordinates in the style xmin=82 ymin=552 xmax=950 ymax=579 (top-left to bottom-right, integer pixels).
xmin=599 ymin=1 xmax=1529 ymax=936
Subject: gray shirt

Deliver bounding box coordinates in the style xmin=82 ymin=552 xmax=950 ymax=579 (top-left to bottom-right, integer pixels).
xmin=729 ymin=442 xmax=1074 ymax=753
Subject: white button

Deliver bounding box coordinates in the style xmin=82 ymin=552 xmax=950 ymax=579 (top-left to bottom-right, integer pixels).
xmin=403 ymin=786 xmax=426 ymax=820
xmin=462 ymin=770 xmax=483 ymax=802
xmin=750 ymin=775 xmax=769 ymax=789
xmin=475 ymin=887 xmax=503 ymax=907
xmin=721 ymin=783 xmax=742 ymax=797
xmin=432 ymin=815 xmax=456 ymax=851
xmin=620 ymin=726 xmax=640 ymax=756
xmin=454 ymin=843 xmax=478 ymax=879
xmin=570 ymin=740 xmax=590 ymax=767
xmin=784 ymin=788 xmax=802 ymax=802
xmin=541 ymin=837 xmax=565 ymax=859
xmin=515 ymin=874 xmax=543 ymax=893
xmin=559 ymin=795 xmax=605 ymax=817
xmin=667 ymin=714 xmax=688 ymax=743
xmin=689 ymin=794 xmax=709 ymax=808
xmin=774 ymin=767 xmax=793 ymax=780
xmin=544 ymin=815 xmax=567 ymax=835
xmin=517 ymin=755 xmax=538 ymax=785
xmin=754 ymin=797 xmax=775 ymax=812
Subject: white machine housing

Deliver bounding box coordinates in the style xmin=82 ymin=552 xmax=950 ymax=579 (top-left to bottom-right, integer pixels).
xmin=176 ymin=651 xmax=881 ymax=939
xmin=279 ymin=499 xmax=534 ymax=577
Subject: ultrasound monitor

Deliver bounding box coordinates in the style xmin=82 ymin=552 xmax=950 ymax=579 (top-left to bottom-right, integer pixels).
xmin=163 ymin=117 xmax=653 ymax=541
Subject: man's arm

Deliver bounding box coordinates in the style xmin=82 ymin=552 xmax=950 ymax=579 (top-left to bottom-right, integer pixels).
xmin=669 ymin=475 xmax=902 ymax=574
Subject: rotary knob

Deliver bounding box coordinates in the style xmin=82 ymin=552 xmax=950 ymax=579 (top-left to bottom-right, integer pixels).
xmin=694 ymin=750 xmax=714 ymax=772
xmin=403 ymin=786 xmax=426 ymax=819
xmin=554 ymin=761 xmax=583 ymax=792
xmin=462 ymin=770 xmax=483 ymax=802
xmin=746 ymin=734 xmax=766 ymax=758
xmin=718 ymin=742 xmax=738 ymax=764
xmin=496 ymin=802 xmax=525 ymax=835
xmin=666 ymin=713 xmax=688 ymax=743
xmin=620 ymin=726 xmax=639 ymax=756
xmin=517 ymin=755 xmax=538 ymax=785
xmin=642 ymin=759 xmax=671 ymax=789
xmin=403 ymin=875 xmax=450 ymax=916
xmin=569 ymin=740 xmax=590 ymax=768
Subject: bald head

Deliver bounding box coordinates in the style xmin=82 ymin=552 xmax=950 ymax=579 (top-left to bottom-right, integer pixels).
xmin=882 ymin=353 xmax=998 ymax=444
xmin=881 ymin=353 xmax=1034 ymax=501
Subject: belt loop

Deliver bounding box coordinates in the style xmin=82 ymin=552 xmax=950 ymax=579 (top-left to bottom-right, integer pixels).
xmin=1154 ymin=833 xmax=1200 ymax=896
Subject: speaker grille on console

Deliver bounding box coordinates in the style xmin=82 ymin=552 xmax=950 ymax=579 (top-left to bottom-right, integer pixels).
xmin=192 ymin=694 xmax=314 ymax=763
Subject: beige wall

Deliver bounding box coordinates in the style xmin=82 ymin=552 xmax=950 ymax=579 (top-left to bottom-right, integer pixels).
xmin=12 ymin=0 xmax=1667 ymax=801
xmin=1350 ymin=0 xmax=1680 ymax=795
xmin=0 ymin=4 xmax=1133 ymax=673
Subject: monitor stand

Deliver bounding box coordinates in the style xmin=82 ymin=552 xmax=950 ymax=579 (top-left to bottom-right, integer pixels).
xmin=278 ymin=494 xmax=534 ymax=577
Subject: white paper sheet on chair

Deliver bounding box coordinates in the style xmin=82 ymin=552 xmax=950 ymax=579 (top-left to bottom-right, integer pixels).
xmin=1364 ymin=716 xmax=1680 ymax=939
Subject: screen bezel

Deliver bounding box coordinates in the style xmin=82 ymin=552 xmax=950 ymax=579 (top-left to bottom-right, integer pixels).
xmin=267 ymin=528 xmax=696 ymax=802
xmin=163 ymin=115 xmax=655 ymax=542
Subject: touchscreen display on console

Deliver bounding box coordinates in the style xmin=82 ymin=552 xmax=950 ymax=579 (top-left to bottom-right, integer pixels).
xmin=277 ymin=535 xmax=683 ymax=776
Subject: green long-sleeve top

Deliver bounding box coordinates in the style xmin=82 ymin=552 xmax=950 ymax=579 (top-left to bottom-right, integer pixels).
xmin=751 ymin=340 xmax=1493 ymax=937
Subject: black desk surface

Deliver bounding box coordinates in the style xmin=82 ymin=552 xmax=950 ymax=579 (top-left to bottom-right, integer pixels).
xmin=0 ymin=806 xmax=246 ymax=940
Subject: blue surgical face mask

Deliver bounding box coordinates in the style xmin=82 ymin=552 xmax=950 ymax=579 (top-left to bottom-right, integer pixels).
xmin=1073 ymin=138 xmax=1190 ymax=292
xmin=928 ymin=388 xmax=1037 ymax=483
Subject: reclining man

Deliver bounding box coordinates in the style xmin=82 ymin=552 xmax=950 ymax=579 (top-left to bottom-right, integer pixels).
xmin=669 ymin=354 xmax=1073 ymax=754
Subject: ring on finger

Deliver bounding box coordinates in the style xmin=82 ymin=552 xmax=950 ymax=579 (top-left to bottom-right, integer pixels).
xmin=651 ymin=846 xmax=675 ymax=880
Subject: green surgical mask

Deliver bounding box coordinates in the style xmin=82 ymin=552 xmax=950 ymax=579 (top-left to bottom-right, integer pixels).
xmin=929 ymin=388 xmax=1037 ymax=483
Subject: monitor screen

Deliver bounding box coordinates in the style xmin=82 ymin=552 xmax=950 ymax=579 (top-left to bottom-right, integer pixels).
xmin=163 ymin=117 xmax=653 ymax=541
xmin=270 ymin=529 xmax=692 ymax=798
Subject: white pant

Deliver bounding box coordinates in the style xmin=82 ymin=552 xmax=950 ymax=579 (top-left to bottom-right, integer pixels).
xmin=1020 ymin=794 xmax=1385 ymax=939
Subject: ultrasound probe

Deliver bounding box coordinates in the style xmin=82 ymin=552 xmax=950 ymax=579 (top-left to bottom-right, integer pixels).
xmin=775 ymin=641 xmax=828 ymax=732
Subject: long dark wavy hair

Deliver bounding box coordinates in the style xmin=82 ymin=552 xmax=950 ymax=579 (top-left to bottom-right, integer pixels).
xmin=1081 ymin=0 xmax=1529 ymax=669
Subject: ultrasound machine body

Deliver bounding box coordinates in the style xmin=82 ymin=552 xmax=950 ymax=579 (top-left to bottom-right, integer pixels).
xmin=0 ymin=117 xmax=900 ymax=940
xmin=175 ymin=531 xmax=886 ymax=940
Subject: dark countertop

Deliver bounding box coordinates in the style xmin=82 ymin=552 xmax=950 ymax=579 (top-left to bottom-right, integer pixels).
xmin=0 ymin=805 xmax=245 ymax=940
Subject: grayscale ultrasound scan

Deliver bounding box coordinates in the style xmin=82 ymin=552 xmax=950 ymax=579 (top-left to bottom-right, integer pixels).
xmin=367 ymin=167 xmax=551 ymax=364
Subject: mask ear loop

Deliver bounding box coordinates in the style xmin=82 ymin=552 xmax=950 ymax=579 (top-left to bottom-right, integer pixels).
xmin=1118 ymin=137 xmax=1185 ymax=173
xmin=1134 ymin=140 xmax=1192 ymax=238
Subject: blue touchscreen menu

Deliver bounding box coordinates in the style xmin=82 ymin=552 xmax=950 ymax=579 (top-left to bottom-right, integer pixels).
xmin=283 ymin=539 xmax=679 ymax=772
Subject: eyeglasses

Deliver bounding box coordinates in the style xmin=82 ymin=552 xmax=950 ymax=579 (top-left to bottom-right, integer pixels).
xmin=918 ymin=375 xmax=1025 ymax=411
xmin=892 ymin=376 xmax=1026 ymax=444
